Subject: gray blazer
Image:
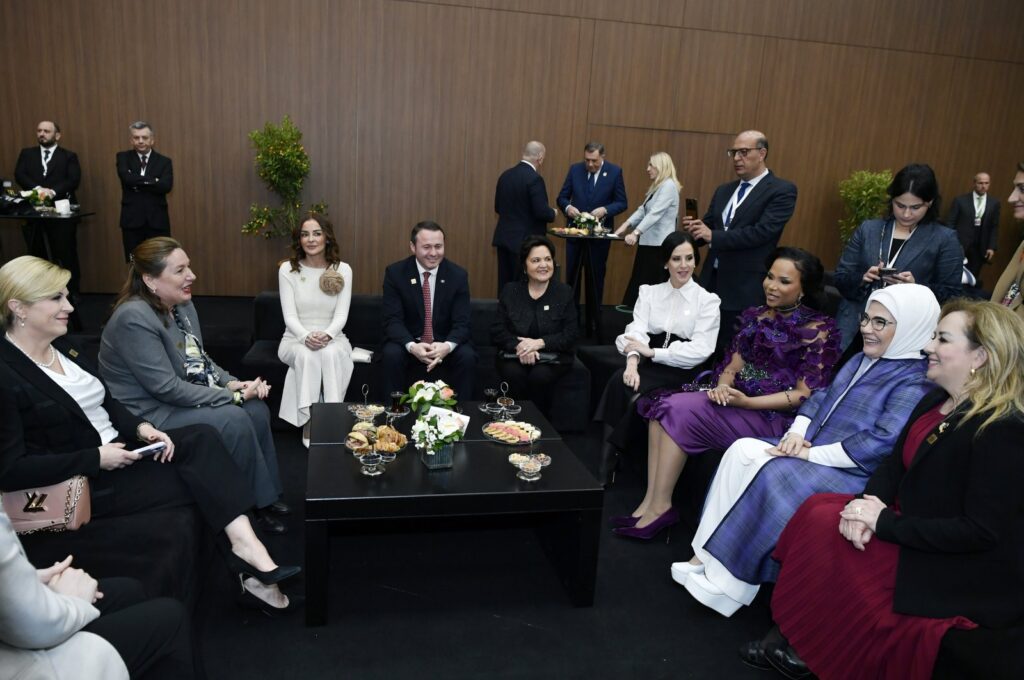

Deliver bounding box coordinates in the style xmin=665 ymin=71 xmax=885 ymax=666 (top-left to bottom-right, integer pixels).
xmin=99 ymin=299 xmax=238 ymax=427
xmin=0 ymin=508 xmax=128 ymax=680
xmin=624 ymin=179 xmax=679 ymax=246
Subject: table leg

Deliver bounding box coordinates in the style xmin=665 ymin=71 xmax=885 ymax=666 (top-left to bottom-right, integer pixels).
xmin=580 ymin=241 xmax=602 ymax=342
xmin=536 ymin=508 xmax=601 ymax=607
xmin=305 ymin=518 xmax=330 ymax=626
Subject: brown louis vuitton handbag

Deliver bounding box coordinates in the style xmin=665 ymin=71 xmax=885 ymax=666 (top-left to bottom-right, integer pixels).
xmin=1 ymin=476 xmax=91 ymax=534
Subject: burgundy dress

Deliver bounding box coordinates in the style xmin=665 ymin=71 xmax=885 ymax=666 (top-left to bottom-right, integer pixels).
xmin=771 ymin=405 xmax=977 ymax=680
xmin=637 ymin=305 xmax=839 ymax=454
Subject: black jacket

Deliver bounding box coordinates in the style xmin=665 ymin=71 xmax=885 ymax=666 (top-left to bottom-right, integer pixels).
xmin=493 ymin=162 xmax=556 ymax=251
xmin=14 ymin=146 xmax=81 ymax=201
xmin=492 ymin=280 xmax=578 ymax=364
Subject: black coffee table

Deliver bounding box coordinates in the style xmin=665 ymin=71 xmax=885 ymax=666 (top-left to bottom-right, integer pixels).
xmin=304 ymin=402 xmax=604 ymax=626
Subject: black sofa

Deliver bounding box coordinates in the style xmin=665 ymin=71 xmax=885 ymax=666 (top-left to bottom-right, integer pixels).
xmin=242 ymin=292 xmax=592 ymax=432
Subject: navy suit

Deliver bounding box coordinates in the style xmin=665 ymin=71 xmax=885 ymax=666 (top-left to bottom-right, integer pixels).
xmin=13 ymin=146 xmax=83 ymax=294
xmin=946 ymin=192 xmax=1000 ymax=279
xmin=116 ymin=150 xmax=173 ymax=260
xmin=556 ymin=161 xmax=628 ymax=303
xmin=379 ymin=256 xmax=477 ymax=399
xmin=493 ymin=161 xmax=556 ymax=294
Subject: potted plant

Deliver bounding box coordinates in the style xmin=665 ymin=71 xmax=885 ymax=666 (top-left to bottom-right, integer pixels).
xmin=411 ymin=410 xmax=465 ymax=470
xmin=838 ymin=169 xmax=892 ymax=244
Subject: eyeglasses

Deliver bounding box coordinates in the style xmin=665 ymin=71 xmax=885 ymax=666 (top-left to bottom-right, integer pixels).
xmin=859 ymin=312 xmax=897 ymax=331
xmin=725 ymin=147 xmax=761 ymax=159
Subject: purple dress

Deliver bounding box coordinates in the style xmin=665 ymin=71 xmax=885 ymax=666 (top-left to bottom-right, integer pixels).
xmin=636 ymin=305 xmax=840 ymax=454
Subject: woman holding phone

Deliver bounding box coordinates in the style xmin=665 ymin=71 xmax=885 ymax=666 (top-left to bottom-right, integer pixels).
xmin=833 ymin=164 xmax=963 ymax=351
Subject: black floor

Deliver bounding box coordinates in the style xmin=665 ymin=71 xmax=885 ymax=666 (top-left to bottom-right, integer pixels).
xmin=75 ymin=295 xmax=775 ymax=679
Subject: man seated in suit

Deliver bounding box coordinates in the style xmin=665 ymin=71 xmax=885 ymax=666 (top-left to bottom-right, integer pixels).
xmin=13 ymin=120 xmax=83 ymax=297
xmin=682 ymin=130 xmax=797 ymax=353
xmin=116 ymin=121 xmax=173 ymax=261
xmin=379 ymin=221 xmax=477 ymax=399
xmin=493 ymin=141 xmax=557 ymax=295
xmin=556 ymin=142 xmax=628 ymax=304
xmin=946 ymin=171 xmax=1000 ymax=281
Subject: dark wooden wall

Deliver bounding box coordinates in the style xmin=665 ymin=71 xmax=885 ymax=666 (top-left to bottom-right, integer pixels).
xmin=3 ymin=0 xmax=1023 ymax=300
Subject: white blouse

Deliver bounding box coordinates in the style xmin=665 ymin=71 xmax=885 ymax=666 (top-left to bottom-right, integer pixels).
xmin=615 ymin=279 xmax=721 ymax=369
xmin=45 ymin=352 xmax=119 ymax=444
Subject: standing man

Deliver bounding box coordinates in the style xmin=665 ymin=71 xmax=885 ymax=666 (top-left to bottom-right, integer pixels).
xmin=13 ymin=121 xmax=82 ymax=297
xmin=947 ymin=172 xmax=1000 ymax=280
xmin=493 ymin=141 xmax=557 ymax=294
xmin=556 ymin=142 xmax=628 ymax=304
xmin=116 ymin=121 xmax=173 ymax=261
xmin=682 ymin=130 xmax=797 ymax=351
xmin=379 ymin=221 xmax=477 ymax=399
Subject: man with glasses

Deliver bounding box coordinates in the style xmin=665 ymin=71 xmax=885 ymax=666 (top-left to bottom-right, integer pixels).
xmin=946 ymin=172 xmax=1000 ymax=281
xmin=682 ymin=130 xmax=797 ymax=352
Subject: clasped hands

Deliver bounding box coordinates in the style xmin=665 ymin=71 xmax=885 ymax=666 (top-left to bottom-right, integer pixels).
xmin=38 ymin=555 xmax=103 ymax=604
xmin=621 ymin=341 xmax=655 ymax=392
xmin=765 ymin=432 xmax=811 ymax=460
xmin=410 ymin=341 xmax=451 ymax=371
xmin=514 ymin=337 xmax=544 ymax=365
xmin=838 ymin=495 xmax=887 ymax=551
xmin=706 ymin=384 xmax=750 ymax=408
xmin=227 ymin=378 xmax=271 ymax=401
xmin=303 ymin=330 xmax=332 ymax=350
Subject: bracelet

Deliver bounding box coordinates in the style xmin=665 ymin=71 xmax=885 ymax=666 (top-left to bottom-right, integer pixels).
xmin=784 ymin=389 xmax=794 ymax=408
xmin=135 ymin=421 xmax=153 ymax=440
xmin=232 ymin=390 xmax=245 ymax=406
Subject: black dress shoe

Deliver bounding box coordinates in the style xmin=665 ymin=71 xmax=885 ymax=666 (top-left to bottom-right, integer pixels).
xmin=738 ymin=639 xmax=772 ymax=670
xmin=765 ymin=642 xmax=812 ymax=680
xmin=225 ymin=552 xmax=301 ymax=585
xmin=236 ymin=585 xmax=306 ymax=618
xmin=266 ymin=500 xmax=291 ymax=516
xmin=254 ymin=510 xmax=287 ymax=535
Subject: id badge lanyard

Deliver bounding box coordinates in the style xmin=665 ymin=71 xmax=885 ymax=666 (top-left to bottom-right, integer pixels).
xmin=879 ymin=219 xmax=916 ymax=268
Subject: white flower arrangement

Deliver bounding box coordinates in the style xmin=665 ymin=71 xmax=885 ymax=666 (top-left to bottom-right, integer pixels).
xmin=402 ymin=379 xmax=457 ymax=415
xmin=411 ymin=409 xmax=465 ymax=454
xmin=573 ymin=211 xmax=601 ymax=233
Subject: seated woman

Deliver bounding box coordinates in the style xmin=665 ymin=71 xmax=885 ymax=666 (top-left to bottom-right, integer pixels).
xmin=833 ymin=163 xmax=963 ymax=351
xmin=674 ymin=284 xmax=939 ymax=616
xmin=0 ymin=256 xmax=299 ymax=615
xmin=277 ymin=213 xmax=354 ymax=445
xmin=614 ymin=151 xmax=681 ymax=308
xmin=615 ymin=247 xmax=841 ymax=540
xmin=491 ymin=235 xmax=578 ymax=417
xmin=99 ymin=237 xmax=288 ymax=534
xmin=991 ymin=161 xmax=1024 ymax=319
xmin=751 ymin=300 xmax=1024 ymax=680
xmin=597 ymin=231 xmax=720 ymax=473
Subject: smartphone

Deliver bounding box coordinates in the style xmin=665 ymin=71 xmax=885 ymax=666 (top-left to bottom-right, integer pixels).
xmin=878 ymin=267 xmax=899 ymax=279
xmin=684 ymin=198 xmax=699 ymax=221
xmin=133 ymin=442 xmax=167 ymax=457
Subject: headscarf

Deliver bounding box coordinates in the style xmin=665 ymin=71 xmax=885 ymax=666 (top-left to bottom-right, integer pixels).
xmin=865 ymin=283 xmax=940 ymax=360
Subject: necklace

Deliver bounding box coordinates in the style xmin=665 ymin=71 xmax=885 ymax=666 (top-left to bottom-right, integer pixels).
xmin=5 ymin=333 xmax=57 ymax=368
xmin=775 ymin=301 xmax=802 ymax=314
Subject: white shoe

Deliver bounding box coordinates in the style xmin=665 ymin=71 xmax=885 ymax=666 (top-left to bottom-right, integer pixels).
xmin=683 ymin=572 xmax=743 ymax=617
xmin=670 ymin=560 xmax=705 ymax=586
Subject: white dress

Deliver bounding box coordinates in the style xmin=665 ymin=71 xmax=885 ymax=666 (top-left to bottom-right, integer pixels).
xmin=277 ymin=261 xmax=354 ymax=426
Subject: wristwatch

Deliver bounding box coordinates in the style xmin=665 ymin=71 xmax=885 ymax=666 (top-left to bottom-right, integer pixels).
xmin=232 ymin=390 xmax=245 ymax=406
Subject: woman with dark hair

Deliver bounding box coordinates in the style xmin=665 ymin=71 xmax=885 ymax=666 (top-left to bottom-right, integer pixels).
xmin=98 ymin=238 xmax=289 ymax=535
xmin=596 ymin=231 xmax=720 ymax=470
xmin=750 ymin=300 xmax=1024 ymax=680
xmin=277 ymin=213 xmax=353 ymax=445
xmin=613 ymin=248 xmax=841 ymax=540
xmin=834 ymin=163 xmax=964 ymax=350
xmin=991 ymin=161 xmax=1024 ymax=320
xmin=491 ymin=235 xmax=578 ymax=417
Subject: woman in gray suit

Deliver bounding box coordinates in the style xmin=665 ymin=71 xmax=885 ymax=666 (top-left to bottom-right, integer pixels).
xmin=616 ymin=151 xmax=682 ymax=307
xmin=99 ymin=237 xmax=289 ymax=534
xmin=833 ymin=164 xmax=964 ymax=351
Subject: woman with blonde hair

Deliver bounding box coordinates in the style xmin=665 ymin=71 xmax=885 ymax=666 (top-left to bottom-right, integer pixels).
xmin=277 ymin=213 xmax=354 ymax=446
xmin=616 ymin=151 xmax=682 ymax=307
xmin=751 ymin=300 xmax=1024 ymax=679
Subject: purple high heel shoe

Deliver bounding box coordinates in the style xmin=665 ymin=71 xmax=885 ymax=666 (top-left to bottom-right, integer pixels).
xmin=612 ymin=507 xmax=679 ymax=541
xmin=609 ymin=514 xmax=641 ymax=528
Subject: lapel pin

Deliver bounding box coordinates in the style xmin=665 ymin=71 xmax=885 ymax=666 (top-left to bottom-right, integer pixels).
xmin=543 ymin=305 xmax=550 ymax=311
xmin=68 ymin=349 xmax=79 ymax=358
xmin=939 ymin=422 xmax=949 ymax=434
xmin=602 ymin=172 xmax=607 ymax=177
xmin=440 ymin=279 xmax=445 ymax=284
xmin=410 ymin=278 xmax=417 ymax=284
xmin=926 ymin=434 xmax=938 ymax=445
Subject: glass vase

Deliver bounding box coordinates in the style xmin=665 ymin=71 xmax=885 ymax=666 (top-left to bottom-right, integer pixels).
xmin=421 ymin=442 xmax=454 ymax=470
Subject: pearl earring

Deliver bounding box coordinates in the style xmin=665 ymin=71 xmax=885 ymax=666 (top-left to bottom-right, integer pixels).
xmin=18 ymin=317 xmax=25 ymax=327
xmin=970 ymin=367 xmax=976 ymax=377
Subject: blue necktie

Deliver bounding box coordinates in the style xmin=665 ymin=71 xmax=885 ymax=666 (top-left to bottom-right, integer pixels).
xmin=725 ymin=181 xmax=751 ymax=227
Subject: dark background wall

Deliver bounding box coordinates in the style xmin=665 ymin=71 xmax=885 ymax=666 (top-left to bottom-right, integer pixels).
xmin=3 ymin=0 xmax=1023 ymax=301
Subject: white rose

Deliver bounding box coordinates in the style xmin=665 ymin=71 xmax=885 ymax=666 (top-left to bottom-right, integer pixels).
xmin=438 ymin=416 xmax=460 ymax=438
xmin=418 ymin=386 xmax=436 ymax=402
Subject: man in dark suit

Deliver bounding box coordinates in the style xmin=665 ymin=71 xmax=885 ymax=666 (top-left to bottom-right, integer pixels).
xmin=493 ymin=141 xmax=557 ymax=295
xmin=946 ymin=172 xmax=1000 ymax=280
xmin=682 ymin=130 xmax=798 ymax=351
xmin=13 ymin=121 xmax=82 ymax=296
xmin=116 ymin=121 xmax=173 ymax=261
xmin=556 ymin=142 xmax=628 ymax=304
xmin=379 ymin=221 xmax=477 ymax=399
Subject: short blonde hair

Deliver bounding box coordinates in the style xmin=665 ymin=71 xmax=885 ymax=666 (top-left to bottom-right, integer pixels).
xmin=646 ymin=151 xmax=681 ymax=197
xmin=941 ymin=299 xmax=1024 ymax=433
xmin=0 ymin=256 xmax=70 ymax=329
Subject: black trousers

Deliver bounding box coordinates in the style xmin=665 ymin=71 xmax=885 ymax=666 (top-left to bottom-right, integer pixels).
xmin=621 ymin=245 xmax=666 ymax=308
xmin=23 ymin=219 xmax=81 ymax=295
xmin=495 ymin=358 xmax=572 ymax=417
xmin=495 ymin=246 xmax=522 ymax=296
xmin=85 ymin=577 xmax=195 ymax=680
xmin=94 ymin=425 xmax=255 ymax=533
xmin=378 ymin=341 xmax=478 ymax=401
xmin=121 ymin=221 xmax=170 ymax=262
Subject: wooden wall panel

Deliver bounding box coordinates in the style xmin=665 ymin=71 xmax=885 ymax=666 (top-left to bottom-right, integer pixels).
xmin=2 ymin=0 xmax=1024 ymax=297
xmin=589 ymin=22 xmax=765 ymax=134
